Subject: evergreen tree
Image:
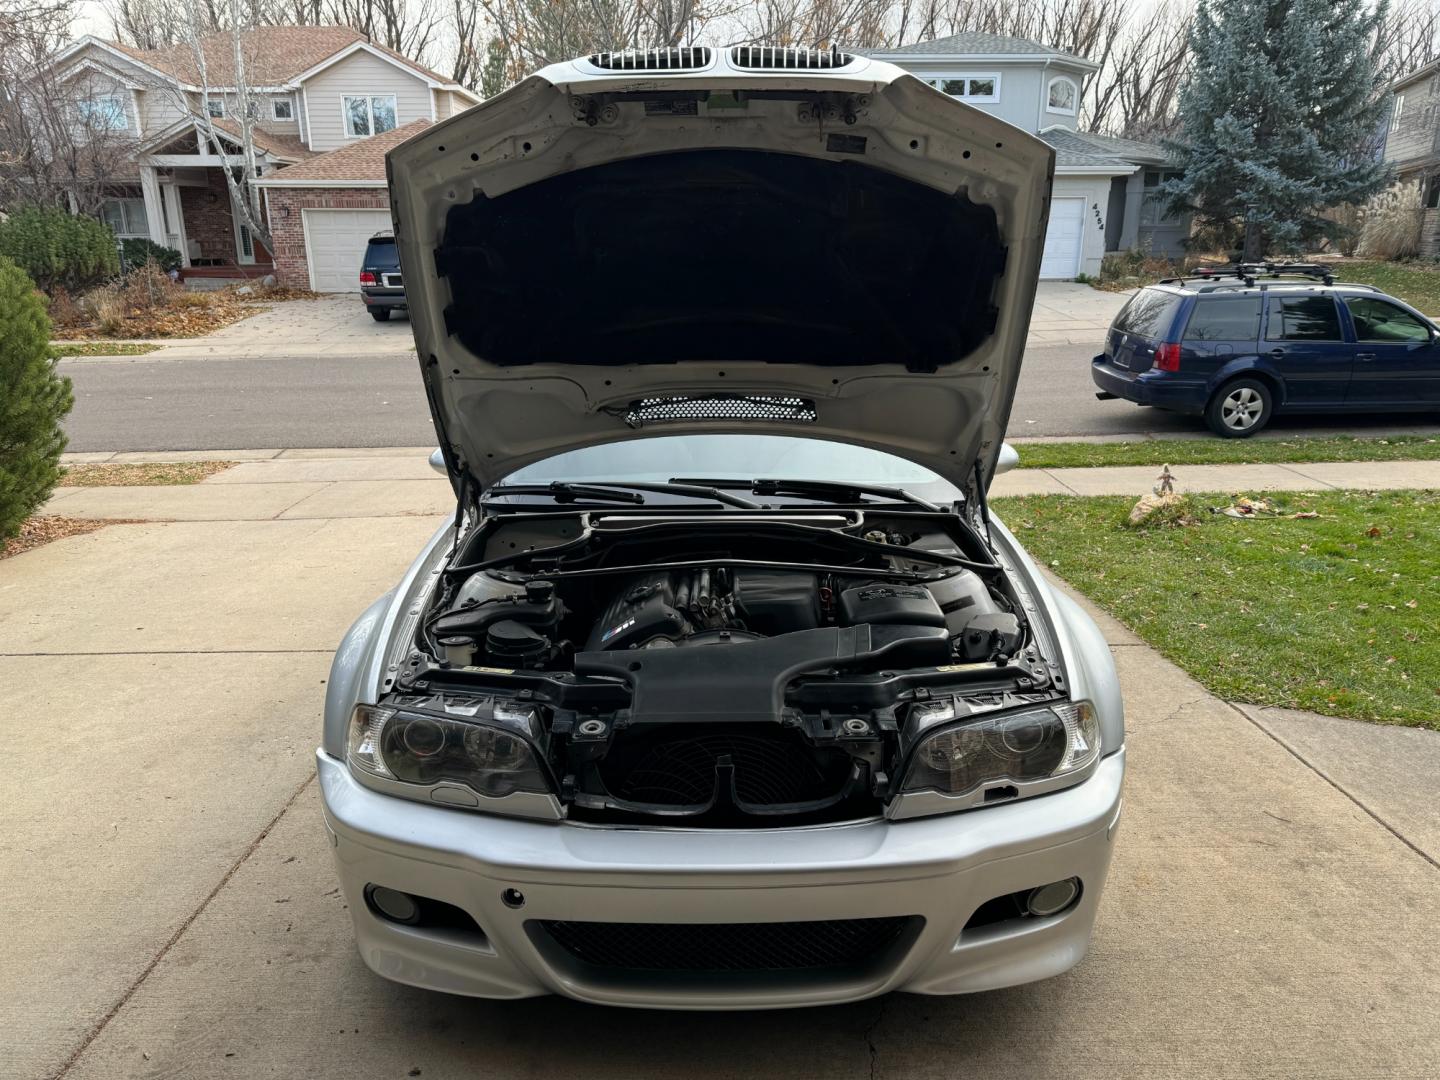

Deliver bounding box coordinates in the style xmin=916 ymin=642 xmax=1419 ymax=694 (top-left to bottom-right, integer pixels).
xmin=1164 ymin=0 xmax=1393 ymax=258
xmin=0 ymin=257 xmax=73 ymax=541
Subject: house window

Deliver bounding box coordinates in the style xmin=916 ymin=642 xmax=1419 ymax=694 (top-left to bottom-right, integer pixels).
xmin=206 ymin=97 xmax=225 ymax=118
xmin=927 ymin=74 xmax=1000 ymax=103
xmin=1140 ymin=169 xmax=1182 ymax=226
xmin=1391 ymin=93 xmax=1405 ymax=132
xmin=272 ymin=97 xmax=294 ymax=121
xmin=78 ymin=95 xmax=128 ymax=131
xmin=343 ymin=94 xmax=398 ymax=137
xmin=100 ymin=197 xmax=149 ymax=238
xmin=1425 ymin=174 xmax=1440 ymax=209
xmin=1047 ymin=77 xmax=1078 ymax=114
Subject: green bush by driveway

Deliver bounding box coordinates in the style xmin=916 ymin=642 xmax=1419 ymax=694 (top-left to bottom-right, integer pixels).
xmin=0 ymin=257 xmax=73 ymax=539
xmin=995 ymin=490 xmax=1440 ymax=728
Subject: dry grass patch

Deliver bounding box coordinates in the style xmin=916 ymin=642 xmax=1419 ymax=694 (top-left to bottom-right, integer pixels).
xmin=59 ymin=461 xmax=235 ymax=486
xmin=1 ymin=517 xmax=142 ymax=560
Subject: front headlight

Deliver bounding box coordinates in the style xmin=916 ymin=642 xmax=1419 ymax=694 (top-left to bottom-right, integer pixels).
xmin=899 ymin=701 xmax=1101 ymax=801
xmin=347 ymin=702 xmax=552 ymax=798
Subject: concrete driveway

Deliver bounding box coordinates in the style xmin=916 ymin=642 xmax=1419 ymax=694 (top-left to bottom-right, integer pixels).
xmin=5 ymin=457 xmax=1439 ymax=1080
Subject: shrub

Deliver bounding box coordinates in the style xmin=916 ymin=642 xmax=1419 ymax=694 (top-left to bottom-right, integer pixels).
xmin=0 ymin=206 xmax=119 ymax=293
xmin=1358 ymin=183 xmax=1424 ymax=260
xmin=0 ymin=257 xmax=73 ymax=541
xmin=84 ymin=284 xmax=127 ymax=335
xmin=120 ymin=259 xmax=180 ymax=312
xmin=120 ymin=238 xmax=182 ymax=274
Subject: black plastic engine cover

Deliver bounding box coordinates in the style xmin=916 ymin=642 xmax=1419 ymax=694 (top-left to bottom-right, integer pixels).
xmin=584 ymin=573 xmax=688 ymax=651
xmin=838 ymin=583 xmax=946 ymax=628
xmin=574 ymin=624 xmax=949 ymax=725
xmin=733 ymin=570 xmax=820 ymax=635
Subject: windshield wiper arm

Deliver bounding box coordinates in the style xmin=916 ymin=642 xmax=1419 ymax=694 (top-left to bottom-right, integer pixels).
xmin=485 ymin=480 xmax=761 ymax=509
xmin=670 ymin=477 xmax=942 ymax=512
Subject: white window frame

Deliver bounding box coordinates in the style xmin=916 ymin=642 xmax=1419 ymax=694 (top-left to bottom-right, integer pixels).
xmin=272 ymin=95 xmax=295 ymax=121
xmin=1047 ymin=76 xmax=1079 ymax=115
xmin=100 ymin=196 xmax=149 ymax=238
xmin=78 ymin=94 xmax=129 ymax=131
xmin=342 ymin=94 xmax=399 ymax=138
xmin=927 ymin=73 xmax=1001 ymax=103
xmin=206 ymin=96 xmax=225 ymax=119
xmin=1391 ymin=93 xmax=1405 ymax=133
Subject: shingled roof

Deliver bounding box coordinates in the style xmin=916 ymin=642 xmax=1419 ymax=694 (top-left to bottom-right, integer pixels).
xmin=107 ymin=25 xmax=453 ymax=88
xmin=257 ymin=118 xmax=429 ymax=183
xmin=866 ymin=31 xmax=1097 ymax=69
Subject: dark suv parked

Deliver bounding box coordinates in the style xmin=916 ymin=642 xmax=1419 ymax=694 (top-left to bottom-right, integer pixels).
xmin=1092 ymin=271 xmax=1440 ymax=436
xmin=359 ymin=232 xmax=405 ymax=321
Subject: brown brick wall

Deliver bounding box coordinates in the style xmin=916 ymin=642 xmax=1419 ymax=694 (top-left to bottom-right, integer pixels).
xmin=180 ymin=169 xmax=273 ymax=266
xmin=263 ymin=187 xmax=391 ymax=289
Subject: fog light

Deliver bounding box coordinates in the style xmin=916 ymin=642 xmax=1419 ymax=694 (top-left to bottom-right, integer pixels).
xmin=1025 ymin=877 xmax=1081 ymax=917
xmin=367 ymin=884 xmax=421 ymax=925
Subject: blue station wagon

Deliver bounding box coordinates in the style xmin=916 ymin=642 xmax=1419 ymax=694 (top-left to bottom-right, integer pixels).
xmin=1092 ymin=274 xmax=1440 ymax=436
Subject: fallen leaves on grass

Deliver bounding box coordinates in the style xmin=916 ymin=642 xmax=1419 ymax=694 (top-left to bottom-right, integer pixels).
xmin=49 ymin=342 xmax=162 ymax=357
xmin=1 ymin=517 xmax=141 ymax=560
xmin=59 ymin=461 xmax=235 ymax=486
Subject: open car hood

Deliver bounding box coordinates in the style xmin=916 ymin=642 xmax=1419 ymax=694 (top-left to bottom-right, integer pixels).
xmin=387 ymin=49 xmax=1054 ymax=502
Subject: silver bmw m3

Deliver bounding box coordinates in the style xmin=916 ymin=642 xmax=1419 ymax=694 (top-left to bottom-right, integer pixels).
xmin=318 ymin=44 xmax=1125 ymax=1009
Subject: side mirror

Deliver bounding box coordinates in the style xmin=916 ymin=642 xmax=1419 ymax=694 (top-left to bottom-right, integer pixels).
xmin=428 ymin=448 xmax=448 ymax=476
xmin=995 ymin=443 xmax=1020 ymax=475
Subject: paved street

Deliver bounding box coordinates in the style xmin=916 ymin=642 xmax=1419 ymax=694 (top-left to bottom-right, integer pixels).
xmin=62 ymin=339 xmax=1440 ymax=452
xmin=5 ymin=454 xmax=1439 ymax=1079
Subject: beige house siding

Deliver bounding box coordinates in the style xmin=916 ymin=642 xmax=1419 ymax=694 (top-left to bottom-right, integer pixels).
xmin=433 ymin=88 xmax=451 ymax=120
xmin=1388 ymin=74 xmax=1440 ymax=166
xmin=302 ymin=51 xmax=432 ymax=151
xmin=138 ymin=86 xmax=190 ymax=134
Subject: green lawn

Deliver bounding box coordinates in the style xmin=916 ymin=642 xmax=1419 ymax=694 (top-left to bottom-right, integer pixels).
xmin=1335 ymin=261 xmax=1440 ymax=314
xmin=1014 ymin=434 xmax=1440 ymax=470
xmin=993 ymin=490 xmax=1440 ymax=728
xmin=49 ymin=342 xmax=161 ymax=357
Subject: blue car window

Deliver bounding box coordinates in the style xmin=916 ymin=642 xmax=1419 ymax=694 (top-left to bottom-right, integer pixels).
xmin=1265 ymin=296 xmax=1342 ymax=341
xmin=1183 ymin=296 xmax=1262 ymax=341
xmin=1344 ymin=297 xmax=1432 ymax=343
xmin=1115 ymin=288 xmax=1181 ymax=338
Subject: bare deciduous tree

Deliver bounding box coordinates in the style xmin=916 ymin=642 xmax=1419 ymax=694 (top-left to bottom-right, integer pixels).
xmin=176 ymin=0 xmax=273 ymax=252
xmin=0 ymin=0 xmax=146 ymax=212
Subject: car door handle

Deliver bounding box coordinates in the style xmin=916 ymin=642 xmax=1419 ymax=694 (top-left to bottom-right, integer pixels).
xmin=1356 ymin=352 xmax=1376 ymax=362
xmin=1268 ymin=348 xmax=1286 ymax=359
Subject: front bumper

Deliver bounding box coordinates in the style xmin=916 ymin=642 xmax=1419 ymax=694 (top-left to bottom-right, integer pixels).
xmin=317 ymin=748 xmax=1124 ymax=1008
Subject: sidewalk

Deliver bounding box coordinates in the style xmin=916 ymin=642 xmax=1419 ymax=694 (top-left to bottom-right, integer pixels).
xmin=48 ymin=447 xmax=1440 ymax=521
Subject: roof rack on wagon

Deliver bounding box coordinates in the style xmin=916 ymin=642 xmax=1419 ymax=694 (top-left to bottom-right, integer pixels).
xmin=1156 ymin=261 xmax=1382 ymax=293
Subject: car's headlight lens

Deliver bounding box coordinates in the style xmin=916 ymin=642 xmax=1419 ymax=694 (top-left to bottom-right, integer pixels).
xmin=900 ymin=701 xmax=1101 ymax=798
xmin=347 ymin=702 xmax=551 ymax=797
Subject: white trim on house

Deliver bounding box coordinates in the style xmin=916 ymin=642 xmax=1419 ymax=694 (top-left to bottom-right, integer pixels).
xmin=253 ymin=177 xmax=389 ymax=188
xmin=49 ymin=36 xmax=203 ymax=89
xmin=341 ymin=93 xmax=398 ymax=139
xmin=1055 ymin=164 xmax=1139 ymax=176
xmin=272 ymin=95 xmax=296 ymax=121
xmin=291 ymin=40 xmax=453 ymax=91
xmin=923 ymin=72 xmax=1002 ymax=103
xmin=301 ymin=84 xmax=312 ymax=145
xmin=205 ymin=95 xmax=225 ymax=118
xmin=57 ymin=57 xmax=145 ymax=90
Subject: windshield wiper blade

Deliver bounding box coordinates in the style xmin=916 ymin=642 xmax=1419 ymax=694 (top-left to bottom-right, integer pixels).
xmin=670 ymin=477 xmax=942 ymax=512
xmin=486 ymin=482 xmax=646 ymax=504
xmin=485 ymin=480 xmax=761 ymax=509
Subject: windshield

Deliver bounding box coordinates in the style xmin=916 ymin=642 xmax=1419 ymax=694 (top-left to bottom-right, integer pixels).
xmin=503 ymin=436 xmax=962 ymax=502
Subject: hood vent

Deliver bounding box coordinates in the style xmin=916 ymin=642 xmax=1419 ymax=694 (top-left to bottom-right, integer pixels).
xmin=588 ymin=47 xmax=712 ymax=71
xmin=729 ymin=45 xmax=853 ymax=70
xmin=615 ymin=395 xmax=818 ymax=429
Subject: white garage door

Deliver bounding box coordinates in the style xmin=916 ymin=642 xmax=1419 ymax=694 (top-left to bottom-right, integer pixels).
xmin=1040 ymin=196 xmax=1085 ymax=279
xmin=302 ymin=209 xmax=393 ymax=292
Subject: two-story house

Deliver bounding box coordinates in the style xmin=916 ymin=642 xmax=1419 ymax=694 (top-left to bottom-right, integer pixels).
xmin=1382 ymin=61 xmax=1440 ymax=257
xmin=865 ymin=32 xmax=1189 ymax=278
xmin=46 ymin=26 xmax=478 ymax=290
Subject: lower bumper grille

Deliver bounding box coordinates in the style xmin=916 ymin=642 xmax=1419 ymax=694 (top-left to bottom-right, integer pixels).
xmin=535 ymin=917 xmax=917 ymax=973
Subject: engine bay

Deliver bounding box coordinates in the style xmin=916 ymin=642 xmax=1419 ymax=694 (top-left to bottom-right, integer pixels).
xmin=391 ymin=508 xmax=1064 ymax=825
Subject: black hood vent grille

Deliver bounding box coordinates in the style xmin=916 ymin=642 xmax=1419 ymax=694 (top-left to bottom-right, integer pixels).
xmin=730 ymin=45 xmax=853 ymax=70
xmin=588 ymin=47 xmax=711 ymax=71
xmin=614 ymin=395 xmax=817 ymax=428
